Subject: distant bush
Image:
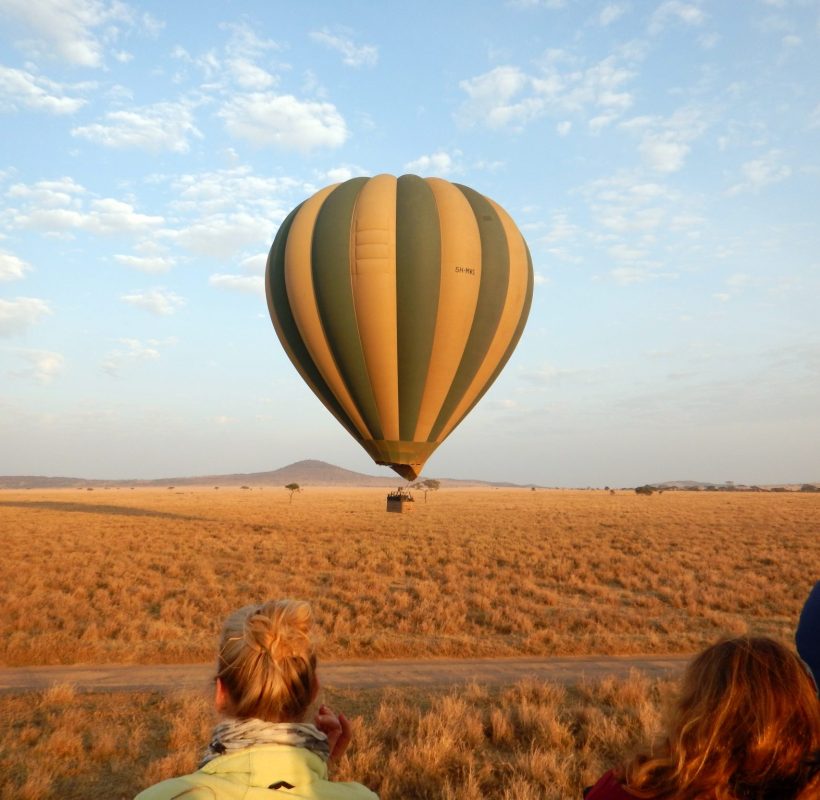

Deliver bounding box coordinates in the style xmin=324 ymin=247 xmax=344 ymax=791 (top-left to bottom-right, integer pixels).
xmin=800 ymin=484 xmax=818 ymax=493
xmin=635 ymin=485 xmax=654 ymax=495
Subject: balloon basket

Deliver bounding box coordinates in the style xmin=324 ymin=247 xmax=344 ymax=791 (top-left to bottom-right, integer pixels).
xmin=386 ymin=489 xmax=415 ymax=513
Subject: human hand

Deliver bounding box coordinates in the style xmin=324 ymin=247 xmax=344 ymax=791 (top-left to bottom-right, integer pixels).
xmin=314 ymin=704 xmax=352 ymax=761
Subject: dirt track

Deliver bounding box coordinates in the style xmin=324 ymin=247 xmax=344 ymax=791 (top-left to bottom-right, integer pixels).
xmin=0 ymin=654 xmax=692 ymax=694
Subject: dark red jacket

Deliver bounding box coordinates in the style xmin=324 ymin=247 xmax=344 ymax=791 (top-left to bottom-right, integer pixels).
xmin=584 ymin=770 xmax=641 ymax=800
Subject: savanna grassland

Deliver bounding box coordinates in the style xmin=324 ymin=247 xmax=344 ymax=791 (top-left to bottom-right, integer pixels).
xmin=1 ymin=674 xmax=673 ymax=800
xmin=1 ymin=487 xmax=817 ymax=799
xmin=1 ymin=487 xmax=817 ymax=666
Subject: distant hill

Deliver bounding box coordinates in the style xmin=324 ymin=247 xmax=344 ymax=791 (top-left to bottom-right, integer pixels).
xmin=0 ymin=459 xmax=530 ymax=490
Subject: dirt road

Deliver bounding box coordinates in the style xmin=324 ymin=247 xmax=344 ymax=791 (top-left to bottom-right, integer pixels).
xmin=0 ymin=654 xmax=692 ymax=694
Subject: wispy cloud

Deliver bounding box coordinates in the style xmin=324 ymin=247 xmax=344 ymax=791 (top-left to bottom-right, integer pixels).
xmin=456 ymin=50 xmax=638 ymax=132
xmin=102 ymin=337 xmax=173 ymax=376
xmin=114 ymin=254 xmax=176 ymax=274
xmin=7 ymin=348 xmax=64 ymax=382
xmin=71 ymin=101 xmax=203 ymax=153
xmin=208 ymin=273 xmax=264 ymax=295
xmin=598 ymin=4 xmax=628 ymax=26
xmin=404 ymin=151 xmax=460 ymax=175
xmin=0 ymin=0 xmax=155 ymax=67
xmin=9 ymin=180 xmax=164 ymax=237
xmin=218 ymin=92 xmax=348 ymax=152
xmin=0 ymin=250 xmax=32 ymax=281
xmin=0 ymin=297 xmax=52 ymax=336
xmin=649 ymin=1 xmax=706 ymax=36
xmin=621 ymin=107 xmax=709 ymax=173
xmin=726 ymin=151 xmax=792 ymax=194
xmin=0 ymin=65 xmax=88 ymax=113
xmin=120 ymin=288 xmax=185 ymax=316
xmin=310 ymin=28 xmax=378 ymax=68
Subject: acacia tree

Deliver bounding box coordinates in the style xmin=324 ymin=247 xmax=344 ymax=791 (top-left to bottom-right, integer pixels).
xmin=285 ymin=483 xmax=301 ymax=503
xmin=413 ymin=478 xmax=440 ymax=502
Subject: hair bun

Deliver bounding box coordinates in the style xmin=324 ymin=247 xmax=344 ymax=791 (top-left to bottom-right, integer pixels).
xmin=245 ymin=600 xmax=313 ymax=662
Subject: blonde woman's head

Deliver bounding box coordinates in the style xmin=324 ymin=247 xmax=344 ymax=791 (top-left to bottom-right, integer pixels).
xmin=215 ymin=599 xmax=317 ymax=722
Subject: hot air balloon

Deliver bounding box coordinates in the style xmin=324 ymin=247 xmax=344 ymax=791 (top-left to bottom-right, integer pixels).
xmin=265 ymin=174 xmax=533 ymax=481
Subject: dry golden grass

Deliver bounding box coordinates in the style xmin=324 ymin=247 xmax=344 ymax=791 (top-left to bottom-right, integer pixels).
xmin=0 ymin=674 xmax=674 ymax=800
xmin=1 ymin=487 xmax=817 ymax=665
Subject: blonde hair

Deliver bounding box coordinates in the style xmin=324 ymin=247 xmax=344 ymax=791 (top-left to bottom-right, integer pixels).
xmin=216 ymin=599 xmax=317 ymax=722
xmin=623 ymin=636 xmax=820 ymax=800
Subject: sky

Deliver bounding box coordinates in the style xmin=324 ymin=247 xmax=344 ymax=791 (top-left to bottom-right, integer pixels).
xmin=1 ymin=0 xmax=818 ymax=487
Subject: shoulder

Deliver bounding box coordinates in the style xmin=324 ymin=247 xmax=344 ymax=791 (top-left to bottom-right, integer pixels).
xmin=797 ymin=581 xmax=820 ymax=682
xmin=583 ymin=770 xmax=639 ymax=800
xmin=310 ymin=782 xmax=379 ymax=800
xmin=134 ymin=776 xmax=217 ymax=800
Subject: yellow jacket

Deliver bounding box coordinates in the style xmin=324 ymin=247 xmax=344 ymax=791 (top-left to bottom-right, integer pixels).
xmin=134 ymin=744 xmax=378 ymax=800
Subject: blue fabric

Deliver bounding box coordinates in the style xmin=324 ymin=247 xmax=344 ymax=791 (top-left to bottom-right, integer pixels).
xmin=796 ymin=581 xmax=820 ymax=688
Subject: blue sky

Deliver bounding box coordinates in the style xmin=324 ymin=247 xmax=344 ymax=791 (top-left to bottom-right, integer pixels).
xmin=1 ymin=0 xmax=818 ymax=486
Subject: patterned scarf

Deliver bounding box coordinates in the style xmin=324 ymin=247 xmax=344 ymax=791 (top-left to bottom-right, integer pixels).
xmin=200 ymin=717 xmax=331 ymax=768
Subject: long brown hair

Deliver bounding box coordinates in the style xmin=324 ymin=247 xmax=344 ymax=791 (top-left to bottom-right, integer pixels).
xmin=623 ymin=637 xmax=820 ymax=800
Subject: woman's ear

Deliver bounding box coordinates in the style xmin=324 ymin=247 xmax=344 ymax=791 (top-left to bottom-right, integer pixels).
xmin=214 ymin=677 xmax=232 ymax=713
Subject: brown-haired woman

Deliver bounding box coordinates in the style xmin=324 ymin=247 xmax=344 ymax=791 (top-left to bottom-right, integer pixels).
xmin=584 ymin=636 xmax=820 ymax=800
xmin=135 ymin=599 xmax=378 ymax=799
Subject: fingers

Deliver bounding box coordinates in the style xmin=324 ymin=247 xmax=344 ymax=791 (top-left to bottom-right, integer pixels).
xmin=332 ymin=712 xmax=352 ymax=761
xmin=314 ymin=705 xmax=353 ymax=762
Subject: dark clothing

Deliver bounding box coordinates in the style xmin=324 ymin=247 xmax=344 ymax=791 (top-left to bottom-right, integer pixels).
xmin=796 ymin=581 xmax=820 ymax=689
xmin=584 ymin=771 xmax=639 ymax=800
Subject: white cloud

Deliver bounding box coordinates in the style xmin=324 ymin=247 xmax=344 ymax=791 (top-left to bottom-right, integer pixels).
xmin=556 ymin=120 xmax=572 ymax=136
xmin=149 ymin=166 xmax=310 ymax=262
xmin=1 ymin=0 xmax=136 ymax=67
xmin=102 ymin=336 xmax=169 ymax=376
xmin=121 ymin=288 xmax=185 ymax=316
xmin=208 ymin=273 xmax=265 ymax=296
xmin=310 ymin=28 xmax=378 ymax=68
xmin=8 ymin=348 xmax=64 ymax=382
xmin=238 ymin=253 xmax=267 ymax=274
xmin=457 ymin=66 xmax=540 ymax=130
xmin=0 ymin=65 xmax=87 ymax=114
xmin=320 ymin=165 xmax=368 ymax=183
xmin=223 ymin=20 xmax=280 ymax=60
xmin=623 ymin=107 xmax=708 ymax=173
xmin=168 ymin=212 xmax=273 ymax=261
xmin=227 ymin=58 xmax=276 ymax=90
xmin=611 ymin=266 xmax=652 ymax=284
xmin=640 ymin=136 xmax=691 ymax=172
xmin=404 ymin=151 xmax=458 ymax=175
xmin=167 ymin=166 xmax=303 ymax=218
xmin=457 ymin=52 xmax=637 ymax=132
xmin=649 ymin=1 xmax=706 ymax=35
xmin=0 ymin=250 xmax=31 ymax=281
xmin=541 ymin=212 xmax=581 ymax=245
xmin=114 ymin=254 xmax=176 ymax=273
xmin=727 ymin=151 xmax=792 ymax=195
xmin=598 ymin=4 xmax=627 ymax=25
xmin=71 ymin=101 xmax=202 ymax=153
xmin=0 ymin=297 xmax=52 ymax=336
xmin=218 ymin=93 xmax=348 ymax=152
xmin=8 ymin=180 xmax=164 ymax=237
xmin=609 ymin=243 xmax=649 ymax=262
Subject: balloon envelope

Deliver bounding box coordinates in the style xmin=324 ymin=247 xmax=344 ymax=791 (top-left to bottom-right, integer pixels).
xmin=265 ymin=174 xmax=533 ymax=481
